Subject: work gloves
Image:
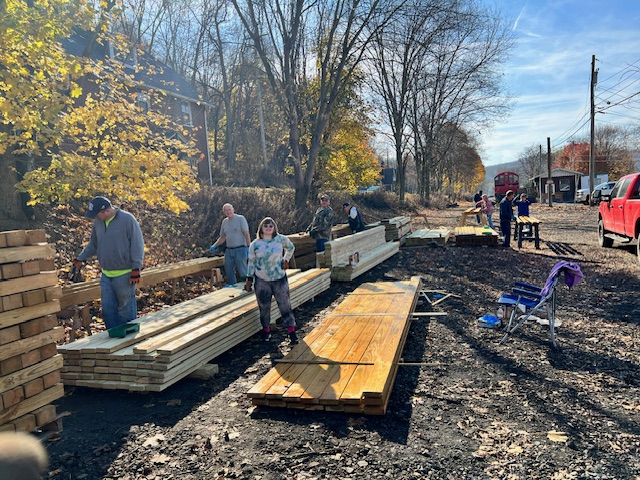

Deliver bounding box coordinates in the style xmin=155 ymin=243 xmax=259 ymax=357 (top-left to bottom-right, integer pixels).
xmin=209 ymin=245 xmax=218 ymax=253
xmin=130 ymin=269 xmax=141 ymax=284
xmin=244 ymin=278 xmax=253 ymax=292
xmin=282 ymin=259 xmax=289 ymax=270
xmin=73 ymin=259 xmax=83 ymax=269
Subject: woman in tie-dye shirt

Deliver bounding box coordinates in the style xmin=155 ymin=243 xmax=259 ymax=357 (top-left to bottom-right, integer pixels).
xmin=245 ymin=217 xmax=298 ymax=344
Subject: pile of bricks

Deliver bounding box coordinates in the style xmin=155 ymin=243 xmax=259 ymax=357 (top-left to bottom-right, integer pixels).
xmin=0 ymin=229 xmax=64 ymax=433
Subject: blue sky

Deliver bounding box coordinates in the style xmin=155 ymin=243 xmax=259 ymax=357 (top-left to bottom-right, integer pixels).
xmin=480 ymin=0 xmax=640 ymax=166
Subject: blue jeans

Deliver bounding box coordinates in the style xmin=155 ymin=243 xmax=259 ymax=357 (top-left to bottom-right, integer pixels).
xmin=254 ymin=276 xmax=295 ymax=329
xmin=100 ymin=272 xmax=137 ymax=329
xmin=224 ymin=247 xmax=248 ymax=284
xmin=315 ymin=238 xmax=328 ymax=252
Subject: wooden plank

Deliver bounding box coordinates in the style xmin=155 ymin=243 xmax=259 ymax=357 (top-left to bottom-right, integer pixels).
xmin=0 ymin=355 xmax=63 ymax=395
xmin=25 ymin=230 xmax=47 ymax=245
xmin=248 ymin=277 xmax=421 ymax=414
xmin=60 ymin=257 xmax=225 ymax=308
xmin=0 ymin=272 xmax=58 ymax=297
xmin=0 ymin=328 xmax=64 ymax=362
xmin=1 ymin=231 xmax=27 ymax=248
xmin=0 ymin=383 xmax=64 ymax=425
xmin=0 ymin=326 xmax=21 ymax=345
xmin=1 ymin=263 xmax=23 ymax=279
xmin=2 ymin=294 xmax=23 ymax=312
xmin=0 ymin=245 xmax=56 ymax=265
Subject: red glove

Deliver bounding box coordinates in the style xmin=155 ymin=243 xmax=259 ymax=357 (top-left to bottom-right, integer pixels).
xmin=282 ymin=259 xmax=289 ymax=270
xmin=130 ymin=269 xmax=141 ymax=284
xmin=244 ymin=278 xmax=253 ymax=292
xmin=73 ymin=259 xmax=83 ymax=269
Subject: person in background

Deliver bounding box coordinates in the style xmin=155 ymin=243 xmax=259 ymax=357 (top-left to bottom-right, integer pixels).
xmin=342 ymin=202 xmax=365 ymax=234
xmin=513 ymin=193 xmax=531 ymax=217
xmin=306 ymin=193 xmax=334 ymax=252
xmin=245 ymin=217 xmax=298 ymax=344
xmin=0 ymin=432 xmax=49 ymax=480
xmin=478 ymin=194 xmax=495 ymax=230
xmin=73 ymin=196 xmax=144 ymax=330
xmin=499 ymin=190 xmax=515 ymax=247
xmin=210 ymin=203 xmax=251 ymax=287
xmin=473 ymin=190 xmax=483 ymax=223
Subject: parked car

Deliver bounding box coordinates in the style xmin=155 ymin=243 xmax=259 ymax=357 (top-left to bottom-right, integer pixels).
xmin=597 ymin=173 xmax=640 ymax=263
xmin=575 ymin=188 xmax=590 ymax=205
xmin=590 ymin=181 xmax=617 ymax=205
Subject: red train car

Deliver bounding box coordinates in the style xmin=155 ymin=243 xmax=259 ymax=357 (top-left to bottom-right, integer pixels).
xmin=494 ymin=171 xmax=520 ymax=201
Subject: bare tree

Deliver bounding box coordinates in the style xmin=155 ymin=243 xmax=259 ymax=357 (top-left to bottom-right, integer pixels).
xmin=368 ymin=0 xmax=446 ymax=203
xmin=518 ymin=144 xmax=545 ymax=181
xmin=230 ymin=0 xmax=398 ymax=207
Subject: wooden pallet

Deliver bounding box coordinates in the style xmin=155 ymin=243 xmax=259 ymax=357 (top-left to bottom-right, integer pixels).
xmin=405 ymin=228 xmax=451 ymax=246
xmin=57 ymin=269 xmax=331 ymax=391
xmin=247 ymin=277 xmax=421 ymax=415
xmin=0 ymin=229 xmax=64 ymax=432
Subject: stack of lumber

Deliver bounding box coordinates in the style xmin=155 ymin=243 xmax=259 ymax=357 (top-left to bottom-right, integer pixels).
xmin=288 ymin=224 xmax=352 ymax=270
xmin=367 ymin=216 xmax=412 ymax=243
xmin=0 ymin=229 xmax=64 ymax=433
xmin=322 ymin=226 xmax=399 ymax=282
xmin=453 ymin=226 xmax=499 ymax=246
xmin=247 ymin=277 xmax=421 ymax=415
xmin=405 ymin=228 xmax=452 ymax=246
xmin=57 ymin=269 xmax=331 ymax=392
xmin=61 ymin=256 xmax=224 ymax=309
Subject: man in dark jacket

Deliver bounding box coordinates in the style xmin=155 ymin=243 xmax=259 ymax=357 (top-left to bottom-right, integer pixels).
xmin=499 ymin=190 xmax=515 ymax=247
xmin=342 ymin=202 xmax=365 ymax=234
xmin=73 ymin=196 xmax=145 ymax=329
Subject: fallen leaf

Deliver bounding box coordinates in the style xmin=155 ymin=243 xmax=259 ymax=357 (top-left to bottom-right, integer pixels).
xmin=151 ymin=453 xmax=171 ymax=463
xmin=143 ymin=434 xmax=166 ymax=447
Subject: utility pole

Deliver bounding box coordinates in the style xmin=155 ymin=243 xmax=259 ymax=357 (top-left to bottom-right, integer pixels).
xmin=539 ymin=144 xmax=542 ymax=201
xmin=547 ymin=137 xmax=553 ymax=207
xmin=589 ymin=54 xmax=597 ymax=195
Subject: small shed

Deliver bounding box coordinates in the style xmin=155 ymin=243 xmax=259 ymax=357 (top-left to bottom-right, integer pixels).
xmin=531 ymin=168 xmax=583 ymax=203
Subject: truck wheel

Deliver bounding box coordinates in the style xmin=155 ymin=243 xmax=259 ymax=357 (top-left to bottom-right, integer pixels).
xmin=584 ymin=195 xmax=590 ymax=205
xmin=598 ymin=220 xmax=613 ymax=248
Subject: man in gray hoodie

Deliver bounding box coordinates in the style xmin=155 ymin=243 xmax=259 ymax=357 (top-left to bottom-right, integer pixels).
xmin=74 ymin=196 xmax=145 ymax=329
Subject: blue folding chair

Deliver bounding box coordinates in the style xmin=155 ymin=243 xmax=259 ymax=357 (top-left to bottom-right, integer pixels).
xmin=498 ymin=261 xmax=583 ymax=347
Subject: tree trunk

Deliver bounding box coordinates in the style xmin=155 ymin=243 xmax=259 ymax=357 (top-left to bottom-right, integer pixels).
xmin=0 ymin=155 xmax=27 ymax=228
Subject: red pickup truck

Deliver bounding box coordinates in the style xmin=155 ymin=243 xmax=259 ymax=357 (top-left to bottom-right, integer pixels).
xmin=597 ymin=172 xmax=640 ymax=262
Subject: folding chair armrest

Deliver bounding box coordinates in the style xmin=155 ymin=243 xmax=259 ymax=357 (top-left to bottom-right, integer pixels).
xmin=514 ymin=281 xmax=541 ymax=293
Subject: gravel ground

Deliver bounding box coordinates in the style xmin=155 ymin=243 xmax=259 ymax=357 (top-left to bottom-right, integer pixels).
xmin=46 ymin=202 xmax=640 ymax=480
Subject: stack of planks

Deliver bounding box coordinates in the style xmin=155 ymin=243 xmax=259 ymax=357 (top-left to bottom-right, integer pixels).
xmin=288 ymin=225 xmax=352 ymax=270
xmin=453 ymin=226 xmax=499 ymax=246
xmin=0 ymin=229 xmax=64 ymax=433
xmin=405 ymin=228 xmax=452 ymax=247
xmin=57 ymin=269 xmax=331 ymax=392
xmin=247 ymin=277 xmax=421 ymax=415
xmin=368 ymin=216 xmax=412 ymax=244
xmin=321 ymin=226 xmax=399 ymax=282
xmin=60 ymin=257 xmax=225 ymax=309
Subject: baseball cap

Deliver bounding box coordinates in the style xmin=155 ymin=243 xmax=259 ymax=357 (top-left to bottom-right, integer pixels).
xmin=86 ymin=196 xmax=111 ymax=218
xmin=343 ymin=202 xmax=350 ymax=208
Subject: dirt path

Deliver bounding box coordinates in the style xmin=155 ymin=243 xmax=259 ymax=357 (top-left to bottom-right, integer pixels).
xmin=47 ymin=203 xmax=640 ymax=479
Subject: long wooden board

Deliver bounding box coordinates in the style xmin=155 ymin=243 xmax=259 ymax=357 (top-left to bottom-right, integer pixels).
xmin=247 ymin=277 xmax=421 ymax=415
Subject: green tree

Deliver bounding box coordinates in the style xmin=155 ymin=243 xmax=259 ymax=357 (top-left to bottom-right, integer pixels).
xmin=20 ymin=46 xmax=200 ymax=214
xmin=0 ymin=0 xmax=93 ymax=225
